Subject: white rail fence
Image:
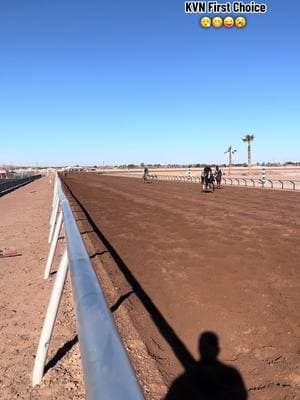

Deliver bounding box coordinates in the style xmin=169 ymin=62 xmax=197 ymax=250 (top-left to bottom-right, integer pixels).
xmin=32 ymin=174 xmax=144 ymax=400
xmin=148 ymin=175 xmax=300 ymax=191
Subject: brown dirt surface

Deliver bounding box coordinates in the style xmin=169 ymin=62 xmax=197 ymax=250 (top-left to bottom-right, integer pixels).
xmin=0 ymin=177 xmax=84 ymax=399
xmin=61 ymin=173 xmax=300 ymax=400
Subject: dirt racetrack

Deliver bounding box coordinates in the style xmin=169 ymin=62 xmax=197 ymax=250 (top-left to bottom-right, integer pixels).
xmin=62 ymin=173 xmax=300 ymax=400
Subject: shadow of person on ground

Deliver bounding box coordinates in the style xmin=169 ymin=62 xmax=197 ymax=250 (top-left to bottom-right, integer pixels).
xmin=164 ymin=331 xmax=248 ymax=400
xmin=62 ymin=179 xmax=247 ymax=398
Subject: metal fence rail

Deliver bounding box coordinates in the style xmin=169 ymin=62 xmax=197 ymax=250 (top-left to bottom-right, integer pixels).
xmin=0 ymin=175 xmax=41 ymax=196
xmin=148 ymin=174 xmax=300 ymax=191
xmin=33 ymin=175 xmax=144 ymax=400
xmin=221 ymin=177 xmax=300 ymax=191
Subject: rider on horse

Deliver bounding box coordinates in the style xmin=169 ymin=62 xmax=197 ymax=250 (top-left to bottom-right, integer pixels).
xmin=143 ymin=166 xmax=149 ymax=182
xmin=214 ymin=165 xmax=222 ymax=189
xmin=201 ymin=166 xmax=214 ymax=191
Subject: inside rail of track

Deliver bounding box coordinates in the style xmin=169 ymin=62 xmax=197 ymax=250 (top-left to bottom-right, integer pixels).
xmin=148 ymin=175 xmax=300 ymax=191
xmin=37 ymin=176 xmax=144 ymax=400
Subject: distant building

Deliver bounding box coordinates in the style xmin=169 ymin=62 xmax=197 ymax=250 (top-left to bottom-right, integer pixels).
xmin=64 ymin=166 xmax=84 ymax=172
xmin=0 ymin=169 xmax=14 ymax=179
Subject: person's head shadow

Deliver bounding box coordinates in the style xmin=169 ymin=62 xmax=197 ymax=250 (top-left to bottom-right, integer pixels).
xmin=164 ymin=331 xmax=248 ymax=400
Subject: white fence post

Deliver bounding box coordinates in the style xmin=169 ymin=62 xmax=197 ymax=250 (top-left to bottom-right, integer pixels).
xmin=50 ymin=194 xmax=59 ymax=224
xmin=51 ymin=175 xmax=58 ymax=206
xmin=262 ymin=167 xmax=266 ymax=187
xmin=187 ymin=166 xmax=191 ymax=181
xmin=52 ymin=183 xmax=57 ymax=206
xmin=44 ymin=211 xmax=63 ymax=279
xmin=32 ymin=249 xmax=69 ymax=387
xmin=48 ymin=201 xmax=59 ymax=243
xmin=48 ymin=199 xmax=60 ymax=243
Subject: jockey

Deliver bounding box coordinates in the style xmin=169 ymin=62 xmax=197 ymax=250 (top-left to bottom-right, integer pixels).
xmin=143 ymin=166 xmax=149 ymax=181
xmin=214 ymin=165 xmax=222 ymax=189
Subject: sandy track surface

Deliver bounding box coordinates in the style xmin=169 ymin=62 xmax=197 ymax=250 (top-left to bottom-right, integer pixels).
xmin=0 ymin=177 xmax=84 ymax=399
xmin=62 ymin=173 xmax=300 ymax=400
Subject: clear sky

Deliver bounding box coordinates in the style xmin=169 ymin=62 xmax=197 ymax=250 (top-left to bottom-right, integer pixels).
xmin=0 ymin=0 xmax=299 ymax=166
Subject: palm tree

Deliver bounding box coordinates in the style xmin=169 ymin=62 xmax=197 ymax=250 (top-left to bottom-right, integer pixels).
xmin=242 ymin=134 xmax=255 ymax=172
xmin=224 ymin=146 xmax=237 ymax=175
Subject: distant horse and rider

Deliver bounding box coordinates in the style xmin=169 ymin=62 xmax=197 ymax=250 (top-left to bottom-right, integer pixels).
xmin=201 ymin=165 xmax=223 ymax=192
xmin=214 ymin=165 xmax=222 ymax=189
xmin=142 ymin=165 xmax=223 ymax=191
xmin=143 ymin=166 xmax=151 ymax=183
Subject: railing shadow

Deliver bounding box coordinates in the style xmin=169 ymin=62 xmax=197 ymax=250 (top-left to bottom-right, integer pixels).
xmin=110 ymin=291 xmax=134 ymax=313
xmin=44 ymin=335 xmax=78 ymax=373
xmin=62 ymin=180 xmax=195 ymax=370
xmin=44 ymin=290 xmax=135 ymax=374
xmin=60 ymin=176 xmax=249 ymax=399
xmin=90 ymin=250 xmax=108 ymax=259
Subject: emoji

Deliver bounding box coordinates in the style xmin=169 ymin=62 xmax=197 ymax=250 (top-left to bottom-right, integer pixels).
xmin=224 ymin=16 xmax=234 ymax=28
xmin=212 ymin=16 xmax=223 ymax=28
xmin=235 ymin=16 xmax=247 ymax=28
xmin=200 ymin=16 xmax=211 ymax=28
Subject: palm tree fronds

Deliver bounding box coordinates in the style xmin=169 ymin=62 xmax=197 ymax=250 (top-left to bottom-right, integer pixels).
xmin=242 ymin=134 xmax=255 ymax=142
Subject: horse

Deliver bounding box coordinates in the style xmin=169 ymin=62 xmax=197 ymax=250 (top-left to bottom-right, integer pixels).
xmin=201 ymin=167 xmax=215 ymax=192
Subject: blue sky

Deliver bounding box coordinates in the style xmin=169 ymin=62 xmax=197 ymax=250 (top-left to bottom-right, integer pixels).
xmin=0 ymin=0 xmax=299 ymax=166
